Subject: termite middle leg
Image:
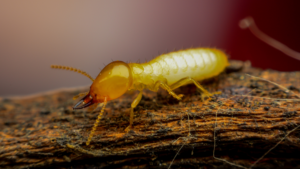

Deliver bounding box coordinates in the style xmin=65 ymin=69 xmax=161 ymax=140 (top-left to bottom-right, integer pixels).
xmin=170 ymin=77 xmax=219 ymax=100
xmin=154 ymin=81 xmax=184 ymax=100
xmin=125 ymin=91 xmax=143 ymax=132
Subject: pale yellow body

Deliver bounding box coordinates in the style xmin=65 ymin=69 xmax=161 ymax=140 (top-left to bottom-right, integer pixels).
xmin=128 ymin=48 xmax=229 ymax=91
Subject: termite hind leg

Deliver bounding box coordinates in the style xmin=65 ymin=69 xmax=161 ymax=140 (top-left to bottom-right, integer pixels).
xmin=154 ymin=81 xmax=184 ymax=100
xmin=170 ymin=77 xmax=220 ymax=101
xmin=125 ymin=91 xmax=143 ymax=132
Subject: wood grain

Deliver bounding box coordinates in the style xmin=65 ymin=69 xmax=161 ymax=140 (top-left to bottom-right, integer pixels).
xmin=1 ymin=60 xmax=300 ymax=169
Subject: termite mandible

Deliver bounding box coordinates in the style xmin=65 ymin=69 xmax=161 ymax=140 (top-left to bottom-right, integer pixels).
xmin=52 ymin=48 xmax=229 ymax=145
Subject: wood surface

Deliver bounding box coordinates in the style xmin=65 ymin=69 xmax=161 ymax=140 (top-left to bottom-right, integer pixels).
xmin=1 ymin=60 xmax=300 ymax=169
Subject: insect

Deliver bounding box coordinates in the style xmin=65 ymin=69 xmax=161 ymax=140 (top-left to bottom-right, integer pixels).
xmin=51 ymin=48 xmax=229 ymax=145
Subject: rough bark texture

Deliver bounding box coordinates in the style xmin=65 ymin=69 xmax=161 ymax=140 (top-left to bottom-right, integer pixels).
xmin=1 ymin=60 xmax=300 ymax=169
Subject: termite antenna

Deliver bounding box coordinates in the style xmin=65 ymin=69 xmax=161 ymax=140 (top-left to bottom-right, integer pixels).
xmin=86 ymin=97 xmax=107 ymax=146
xmin=51 ymin=65 xmax=94 ymax=81
xmin=239 ymin=16 xmax=300 ymax=61
xmin=73 ymin=92 xmax=88 ymax=100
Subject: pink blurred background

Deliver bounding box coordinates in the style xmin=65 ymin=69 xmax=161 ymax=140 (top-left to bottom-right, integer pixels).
xmin=0 ymin=1 xmax=299 ymax=97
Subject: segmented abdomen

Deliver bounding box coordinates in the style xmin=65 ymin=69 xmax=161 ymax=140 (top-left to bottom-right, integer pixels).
xmin=144 ymin=48 xmax=229 ymax=85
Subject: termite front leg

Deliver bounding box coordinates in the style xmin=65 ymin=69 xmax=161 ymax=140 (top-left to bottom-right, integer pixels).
xmin=125 ymin=91 xmax=143 ymax=132
xmin=154 ymin=81 xmax=184 ymax=100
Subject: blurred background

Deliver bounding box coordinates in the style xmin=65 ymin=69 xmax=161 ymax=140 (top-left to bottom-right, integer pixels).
xmin=0 ymin=0 xmax=299 ymax=97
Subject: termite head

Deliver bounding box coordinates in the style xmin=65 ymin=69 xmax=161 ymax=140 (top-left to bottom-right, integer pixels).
xmin=73 ymin=61 xmax=133 ymax=109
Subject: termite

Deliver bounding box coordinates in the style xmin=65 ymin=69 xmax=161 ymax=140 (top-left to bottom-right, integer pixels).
xmin=51 ymin=48 xmax=229 ymax=145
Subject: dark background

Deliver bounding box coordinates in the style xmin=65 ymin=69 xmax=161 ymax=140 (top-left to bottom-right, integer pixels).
xmin=0 ymin=0 xmax=299 ymax=97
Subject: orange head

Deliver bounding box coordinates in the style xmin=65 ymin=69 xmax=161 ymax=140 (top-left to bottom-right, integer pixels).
xmin=73 ymin=61 xmax=133 ymax=109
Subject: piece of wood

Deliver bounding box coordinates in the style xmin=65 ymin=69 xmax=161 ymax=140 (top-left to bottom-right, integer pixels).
xmin=1 ymin=60 xmax=300 ymax=169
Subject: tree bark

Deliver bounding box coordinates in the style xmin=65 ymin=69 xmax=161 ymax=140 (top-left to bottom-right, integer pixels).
xmin=1 ymin=60 xmax=300 ymax=169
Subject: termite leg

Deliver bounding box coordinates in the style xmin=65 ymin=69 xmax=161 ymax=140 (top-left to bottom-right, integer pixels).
xmin=170 ymin=77 xmax=220 ymax=101
xmin=125 ymin=91 xmax=143 ymax=132
xmin=154 ymin=81 xmax=184 ymax=100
